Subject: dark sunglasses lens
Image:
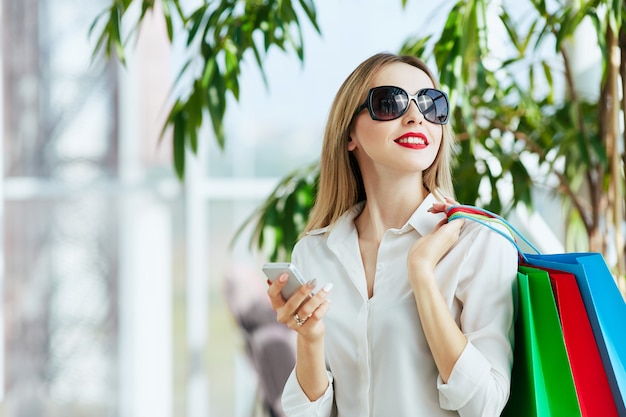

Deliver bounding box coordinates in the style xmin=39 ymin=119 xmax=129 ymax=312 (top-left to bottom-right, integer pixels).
xmin=418 ymin=89 xmax=449 ymax=124
xmin=369 ymin=87 xmax=409 ymax=120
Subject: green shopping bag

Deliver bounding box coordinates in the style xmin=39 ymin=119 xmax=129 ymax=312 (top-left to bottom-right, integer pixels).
xmin=501 ymin=266 xmax=581 ymax=417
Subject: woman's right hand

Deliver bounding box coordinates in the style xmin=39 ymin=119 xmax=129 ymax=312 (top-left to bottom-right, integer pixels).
xmin=267 ymin=274 xmax=333 ymax=343
xmin=270 ymin=275 xmax=334 ymax=401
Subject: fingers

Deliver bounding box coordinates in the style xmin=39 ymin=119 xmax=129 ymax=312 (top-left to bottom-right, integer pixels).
xmin=266 ymin=272 xmax=297 ymax=307
xmin=287 ymin=283 xmax=333 ymax=337
xmin=267 ymin=274 xmax=333 ymax=332
xmin=438 ymin=217 xmax=465 ymax=245
xmin=280 ymin=278 xmax=317 ymax=318
xmin=296 ymin=297 xmax=331 ymax=328
xmin=431 ymin=214 xmax=465 ymax=242
xmin=267 ymin=274 xmax=316 ymax=309
xmin=432 ymin=213 xmax=465 ymax=234
xmin=294 ymin=283 xmax=334 ymax=323
xmin=443 ymin=196 xmax=459 ymax=205
xmin=428 ymin=194 xmax=460 ymax=215
xmin=282 ymin=282 xmax=333 ymax=325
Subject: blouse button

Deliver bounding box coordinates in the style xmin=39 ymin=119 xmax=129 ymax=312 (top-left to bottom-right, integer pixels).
xmin=376 ymin=262 xmax=384 ymax=271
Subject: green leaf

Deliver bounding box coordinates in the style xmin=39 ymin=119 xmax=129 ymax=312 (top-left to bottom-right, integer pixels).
xmin=187 ymin=4 xmax=209 ymax=46
xmin=499 ymin=10 xmax=522 ymax=53
xmin=173 ymin=112 xmax=186 ymax=180
xmin=487 ymin=173 xmax=503 ymax=214
xmin=232 ymin=162 xmax=319 ymax=260
xmin=110 ymin=4 xmax=126 ymax=64
xmin=161 ymin=0 xmax=174 ymax=41
xmin=399 ymin=35 xmax=432 ymax=57
xmin=140 ymin=0 xmax=151 ymax=19
xmin=89 ymin=17 xmax=113 ymax=62
xmin=297 ymin=0 xmax=321 ymax=33
xmin=206 ymin=66 xmax=227 ymax=149
xmin=510 ymin=160 xmax=533 ymax=207
xmin=529 ymin=17 xmax=543 ymax=44
xmin=201 ymin=56 xmax=216 ymax=88
xmin=541 ymin=61 xmax=554 ymax=103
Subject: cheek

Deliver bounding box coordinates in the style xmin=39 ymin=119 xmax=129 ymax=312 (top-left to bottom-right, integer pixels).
xmin=350 ymin=118 xmax=383 ymax=148
xmin=430 ymin=126 xmax=444 ymax=148
xmin=424 ymin=126 xmax=444 ymax=166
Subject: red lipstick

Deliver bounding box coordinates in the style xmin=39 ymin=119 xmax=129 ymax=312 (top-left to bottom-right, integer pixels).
xmin=394 ymin=132 xmax=429 ymax=149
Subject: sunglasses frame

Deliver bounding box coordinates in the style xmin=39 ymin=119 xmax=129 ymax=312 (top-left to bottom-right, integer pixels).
xmin=354 ymin=86 xmax=450 ymax=125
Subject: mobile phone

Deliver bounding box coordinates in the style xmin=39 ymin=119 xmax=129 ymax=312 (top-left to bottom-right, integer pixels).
xmin=262 ymin=262 xmax=311 ymax=300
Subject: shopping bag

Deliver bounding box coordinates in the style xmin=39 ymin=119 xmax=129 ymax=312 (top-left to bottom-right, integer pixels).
xmin=525 ymin=252 xmax=626 ymax=415
xmin=543 ymin=266 xmax=618 ymax=416
xmin=447 ymin=205 xmax=626 ymax=416
xmin=501 ymin=266 xmax=581 ymax=417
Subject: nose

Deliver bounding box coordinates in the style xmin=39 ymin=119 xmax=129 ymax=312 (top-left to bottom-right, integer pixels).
xmin=404 ymin=99 xmax=424 ymax=124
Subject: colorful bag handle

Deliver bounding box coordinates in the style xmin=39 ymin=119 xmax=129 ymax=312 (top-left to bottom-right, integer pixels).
xmin=446 ymin=205 xmax=541 ymax=263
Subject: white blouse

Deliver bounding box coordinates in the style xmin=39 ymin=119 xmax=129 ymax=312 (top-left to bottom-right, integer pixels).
xmin=281 ymin=193 xmax=519 ymax=417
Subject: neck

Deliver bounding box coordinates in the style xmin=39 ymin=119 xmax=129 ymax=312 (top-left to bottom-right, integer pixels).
xmin=355 ymin=175 xmax=428 ymax=242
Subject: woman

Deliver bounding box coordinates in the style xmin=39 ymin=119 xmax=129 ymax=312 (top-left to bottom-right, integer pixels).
xmin=266 ymin=52 xmax=518 ymax=416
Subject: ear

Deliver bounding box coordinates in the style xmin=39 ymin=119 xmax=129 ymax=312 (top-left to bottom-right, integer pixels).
xmin=347 ymin=136 xmax=357 ymax=151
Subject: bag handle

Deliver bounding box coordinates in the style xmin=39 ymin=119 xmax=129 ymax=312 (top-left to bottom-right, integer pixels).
xmin=446 ymin=205 xmax=541 ymax=263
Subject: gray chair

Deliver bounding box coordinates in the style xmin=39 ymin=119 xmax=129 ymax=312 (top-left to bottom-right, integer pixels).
xmin=224 ymin=266 xmax=296 ymax=417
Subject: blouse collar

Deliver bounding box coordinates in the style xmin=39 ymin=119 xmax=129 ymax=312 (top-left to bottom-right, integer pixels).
xmin=309 ymin=193 xmax=446 ymax=246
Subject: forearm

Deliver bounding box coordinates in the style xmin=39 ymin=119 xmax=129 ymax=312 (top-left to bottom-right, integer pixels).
xmin=295 ymin=335 xmax=329 ymax=401
xmin=411 ymin=271 xmax=467 ymax=383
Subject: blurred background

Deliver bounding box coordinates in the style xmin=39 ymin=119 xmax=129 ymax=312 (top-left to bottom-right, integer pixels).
xmin=1 ymin=1 xmax=450 ymax=416
xmin=0 ymin=0 xmax=626 ymax=417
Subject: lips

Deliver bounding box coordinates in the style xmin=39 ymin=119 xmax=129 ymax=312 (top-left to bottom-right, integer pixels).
xmin=394 ymin=132 xmax=428 ymax=149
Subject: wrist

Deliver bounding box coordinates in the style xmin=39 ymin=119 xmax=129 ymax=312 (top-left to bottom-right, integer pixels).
xmin=298 ymin=332 xmax=325 ymax=348
xmin=408 ymin=265 xmax=436 ymax=287
xmin=411 ymin=275 xmax=443 ymax=313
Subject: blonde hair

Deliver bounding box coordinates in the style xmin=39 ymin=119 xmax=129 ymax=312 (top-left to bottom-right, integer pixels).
xmin=303 ymin=53 xmax=456 ymax=233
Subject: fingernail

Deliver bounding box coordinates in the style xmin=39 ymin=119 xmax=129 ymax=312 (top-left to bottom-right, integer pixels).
xmin=307 ymin=279 xmax=317 ymax=288
xmin=427 ymin=206 xmax=433 ymax=212
xmin=279 ymin=273 xmax=288 ymax=283
xmin=322 ymin=283 xmax=334 ymax=293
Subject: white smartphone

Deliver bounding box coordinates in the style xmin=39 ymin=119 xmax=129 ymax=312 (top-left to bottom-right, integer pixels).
xmin=262 ymin=262 xmax=311 ymax=300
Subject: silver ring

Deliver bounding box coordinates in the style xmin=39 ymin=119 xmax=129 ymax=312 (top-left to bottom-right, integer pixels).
xmin=294 ymin=313 xmax=307 ymax=326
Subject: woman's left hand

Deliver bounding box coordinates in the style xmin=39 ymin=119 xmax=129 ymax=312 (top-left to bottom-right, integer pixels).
xmin=407 ymin=197 xmax=464 ymax=287
xmin=406 ymin=196 xmax=469 ymax=384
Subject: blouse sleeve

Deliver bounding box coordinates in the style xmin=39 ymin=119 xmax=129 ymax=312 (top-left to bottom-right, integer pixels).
xmin=281 ymin=369 xmax=335 ymax=417
xmin=437 ymin=222 xmax=518 ymax=416
xmin=280 ymin=242 xmax=336 ymax=417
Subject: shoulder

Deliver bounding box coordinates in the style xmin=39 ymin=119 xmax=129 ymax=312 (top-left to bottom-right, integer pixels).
xmin=451 ymin=219 xmax=519 ymax=298
xmin=294 ymin=202 xmax=363 ymax=252
xmin=457 ymin=218 xmax=519 ymax=262
xmin=292 ymin=230 xmax=327 ymax=258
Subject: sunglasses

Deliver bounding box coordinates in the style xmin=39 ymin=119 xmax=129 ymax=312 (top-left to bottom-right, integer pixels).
xmin=355 ymin=86 xmax=450 ymax=124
